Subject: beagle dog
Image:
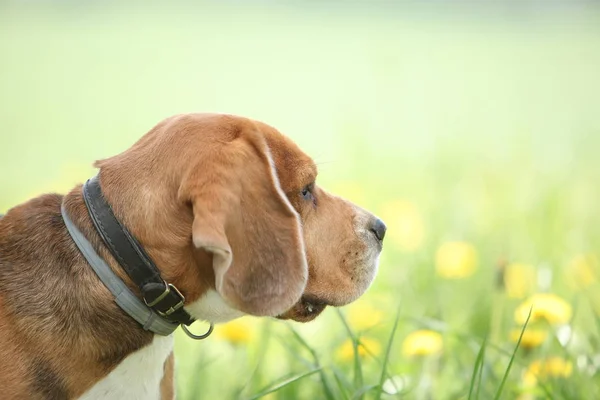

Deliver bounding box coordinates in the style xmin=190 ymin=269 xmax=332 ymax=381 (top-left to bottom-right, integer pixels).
xmin=0 ymin=113 xmax=386 ymax=399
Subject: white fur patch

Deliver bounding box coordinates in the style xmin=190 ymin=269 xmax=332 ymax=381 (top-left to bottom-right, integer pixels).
xmin=185 ymin=289 xmax=246 ymax=323
xmin=78 ymin=335 xmax=174 ymax=400
xmin=263 ymin=145 xmax=307 ymax=262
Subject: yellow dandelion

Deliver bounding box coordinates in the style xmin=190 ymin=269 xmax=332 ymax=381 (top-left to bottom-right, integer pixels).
xmin=379 ymin=200 xmax=425 ymax=252
xmin=214 ymin=317 xmax=255 ymax=345
xmin=503 ymin=263 xmax=537 ymax=299
xmin=347 ymin=302 xmax=384 ymax=331
xmin=523 ymin=357 xmax=573 ymax=387
xmin=514 ymin=293 xmax=572 ymax=325
xmin=402 ymin=330 xmax=443 ymax=357
xmin=435 ymin=241 xmax=478 ymax=279
xmin=336 ymin=337 xmax=382 ymax=362
xmin=566 ymin=254 xmax=598 ymax=289
xmin=510 ymin=328 xmax=547 ymax=349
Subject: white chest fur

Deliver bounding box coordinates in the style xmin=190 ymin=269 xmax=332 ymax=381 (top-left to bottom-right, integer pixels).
xmin=78 ymin=335 xmax=174 ymax=400
xmin=186 ymin=289 xmax=245 ymax=323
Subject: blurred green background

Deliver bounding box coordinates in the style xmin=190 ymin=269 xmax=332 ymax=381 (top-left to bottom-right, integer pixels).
xmin=2 ymin=1 xmax=600 ymax=399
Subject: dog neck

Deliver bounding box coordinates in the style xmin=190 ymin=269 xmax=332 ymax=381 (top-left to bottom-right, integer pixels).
xmin=63 ymin=176 xmax=213 ymax=339
xmin=61 ymin=201 xmax=180 ymax=336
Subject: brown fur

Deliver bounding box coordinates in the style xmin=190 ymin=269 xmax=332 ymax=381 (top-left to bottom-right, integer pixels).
xmin=159 ymin=352 xmax=175 ymax=400
xmin=0 ymin=113 xmax=384 ymax=397
xmin=0 ymin=194 xmax=153 ymax=398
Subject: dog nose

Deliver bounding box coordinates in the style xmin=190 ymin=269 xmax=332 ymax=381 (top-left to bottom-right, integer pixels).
xmin=369 ymin=218 xmax=387 ymax=241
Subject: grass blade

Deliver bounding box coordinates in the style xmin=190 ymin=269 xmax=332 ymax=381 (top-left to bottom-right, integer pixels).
xmin=246 ymin=367 xmax=323 ymax=400
xmin=239 ymin=321 xmax=275 ymax=396
xmin=468 ymin=335 xmax=487 ymax=400
xmin=276 ymin=333 xmax=316 ymax=368
xmin=475 ymin=341 xmax=486 ymax=399
xmin=331 ymin=366 xmax=353 ymax=400
xmin=352 ymin=384 xmax=379 ymax=399
xmin=286 ymin=325 xmax=337 ymax=400
xmin=336 ymin=308 xmax=364 ymax=397
xmin=374 ymin=303 xmax=402 ymax=400
xmin=493 ymin=307 xmax=532 ymax=400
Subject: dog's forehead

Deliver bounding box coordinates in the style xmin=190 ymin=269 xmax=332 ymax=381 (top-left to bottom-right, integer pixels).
xmin=255 ymin=121 xmax=318 ymax=190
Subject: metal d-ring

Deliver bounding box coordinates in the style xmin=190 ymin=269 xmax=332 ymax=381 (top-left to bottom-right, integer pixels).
xmin=181 ymin=321 xmax=214 ymax=340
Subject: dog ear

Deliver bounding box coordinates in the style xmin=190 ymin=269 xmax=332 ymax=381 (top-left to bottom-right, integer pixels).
xmin=180 ymin=128 xmax=308 ymax=317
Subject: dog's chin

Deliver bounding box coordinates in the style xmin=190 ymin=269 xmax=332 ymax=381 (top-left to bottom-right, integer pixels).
xmin=276 ymin=296 xmax=329 ymax=323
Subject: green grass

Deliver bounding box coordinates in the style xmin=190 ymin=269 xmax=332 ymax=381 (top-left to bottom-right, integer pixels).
xmin=375 ymin=303 xmax=402 ymax=400
xmin=494 ymin=308 xmax=531 ymax=400
xmin=467 ymin=334 xmax=487 ymax=400
xmin=2 ymin=1 xmax=600 ymax=399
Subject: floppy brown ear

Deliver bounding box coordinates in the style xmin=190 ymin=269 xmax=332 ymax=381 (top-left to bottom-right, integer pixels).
xmin=180 ymin=127 xmax=308 ymax=317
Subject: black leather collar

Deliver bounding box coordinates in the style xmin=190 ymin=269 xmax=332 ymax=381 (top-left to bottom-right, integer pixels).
xmin=82 ymin=175 xmax=195 ymax=327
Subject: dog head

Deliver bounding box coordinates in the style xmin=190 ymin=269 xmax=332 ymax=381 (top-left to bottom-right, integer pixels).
xmin=95 ymin=114 xmax=386 ymax=323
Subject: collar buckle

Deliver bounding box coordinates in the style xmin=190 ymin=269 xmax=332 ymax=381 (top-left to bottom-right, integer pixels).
xmin=144 ymin=280 xmax=185 ymax=317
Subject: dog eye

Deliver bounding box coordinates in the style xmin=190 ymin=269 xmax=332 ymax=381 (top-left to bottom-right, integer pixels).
xmin=301 ymin=184 xmax=315 ymax=203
